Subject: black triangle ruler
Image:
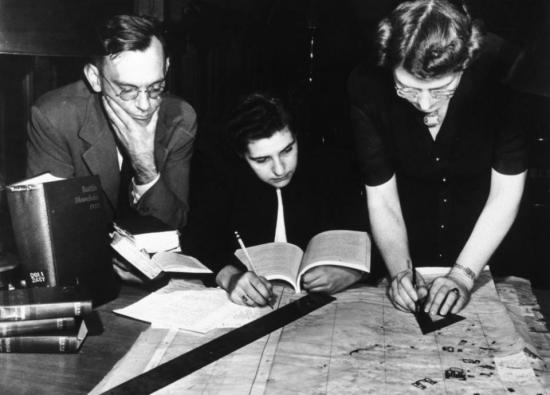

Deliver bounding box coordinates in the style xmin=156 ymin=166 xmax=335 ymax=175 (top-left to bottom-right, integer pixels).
xmin=415 ymin=310 xmax=465 ymax=335
xmin=102 ymin=292 xmax=335 ymax=395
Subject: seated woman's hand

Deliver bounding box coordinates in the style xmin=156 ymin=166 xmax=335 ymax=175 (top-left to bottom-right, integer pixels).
xmin=301 ymin=266 xmax=363 ymax=294
xmin=217 ymin=265 xmax=273 ymax=307
xmin=388 ymin=268 xmax=428 ymax=313
xmin=423 ymin=275 xmax=471 ymax=316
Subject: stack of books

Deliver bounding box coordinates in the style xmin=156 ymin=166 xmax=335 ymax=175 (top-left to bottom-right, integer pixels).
xmin=0 ymin=285 xmax=90 ymax=353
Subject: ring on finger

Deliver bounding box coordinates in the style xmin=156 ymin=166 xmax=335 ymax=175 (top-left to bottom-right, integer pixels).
xmin=449 ymin=288 xmax=460 ymax=297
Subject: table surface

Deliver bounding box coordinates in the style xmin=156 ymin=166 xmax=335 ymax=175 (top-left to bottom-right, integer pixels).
xmin=0 ymin=278 xmax=549 ymax=395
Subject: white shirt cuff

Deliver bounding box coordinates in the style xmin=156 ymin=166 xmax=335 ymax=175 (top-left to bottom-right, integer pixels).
xmin=131 ymin=173 xmax=160 ymax=204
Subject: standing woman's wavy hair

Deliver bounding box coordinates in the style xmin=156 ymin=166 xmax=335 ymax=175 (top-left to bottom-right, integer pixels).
xmin=376 ymin=0 xmax=484 ymax=79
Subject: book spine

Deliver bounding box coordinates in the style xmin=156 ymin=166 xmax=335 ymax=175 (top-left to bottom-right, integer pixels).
xmin=0 ymin=317 xmax=76 ymax=336
xmin=6 ymin=185 xmax=56 ymax=286
xmin=0 ymin=334 xmax=80 ymax=353
xmin=0 ymin=301 xmax=92 ymax=321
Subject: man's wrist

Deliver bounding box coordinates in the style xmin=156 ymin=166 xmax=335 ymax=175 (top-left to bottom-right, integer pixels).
xmin=131 ymin=153 xmax=158 ymax=185
xmin=135 ymin=170 xmax=158 ymax=185
xmin=131 ymin=173 xmax=160 ymax=203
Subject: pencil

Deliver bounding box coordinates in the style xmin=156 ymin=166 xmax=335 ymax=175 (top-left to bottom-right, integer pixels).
xmin=234 ymin=231 xmax=258 ymax=272
xmin=410 ymin=259 xmax=417 ymax=288
xmin=234 ymin=231 xmax=275 ymax=309
xmin=408 ymin=259 xmax=419 ymax=313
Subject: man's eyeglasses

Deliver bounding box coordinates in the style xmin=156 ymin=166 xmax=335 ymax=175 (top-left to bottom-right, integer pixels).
xmin=394 ymin=74 xmax=461 ymax=101
xmin=101 ymin=75 xmax=166 ymax=101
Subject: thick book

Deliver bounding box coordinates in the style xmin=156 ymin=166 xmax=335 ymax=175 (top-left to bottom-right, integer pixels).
xmin=0 ymin=316 xmax=75 ymax=337
xmin=0 ymin=319 xmax=87 ymax=353
xmin=6 ymin=173 xmax=117 ymax=302
xmin=0 ymin=285 xmax=92 ymax=322
xmin=235 ymin=230 xmax=371 ymax=293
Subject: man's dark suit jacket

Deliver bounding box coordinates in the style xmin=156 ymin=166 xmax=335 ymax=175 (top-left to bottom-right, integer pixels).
xmin=180 ymin=141 xmax=367 ymax=276
xmin=26 ymin=81 xmax=197 ymax=228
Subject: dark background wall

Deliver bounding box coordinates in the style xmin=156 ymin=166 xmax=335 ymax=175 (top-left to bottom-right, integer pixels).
xmin=0 ymin=0 xmax=547 ymax=286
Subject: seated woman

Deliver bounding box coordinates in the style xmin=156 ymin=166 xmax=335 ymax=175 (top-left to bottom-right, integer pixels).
xmin=181 ymin=93 xmax=367 ymax=306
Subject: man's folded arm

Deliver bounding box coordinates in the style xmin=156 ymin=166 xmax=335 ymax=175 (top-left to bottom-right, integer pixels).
xmin=134 ymin=114 xmax=196 ymax=228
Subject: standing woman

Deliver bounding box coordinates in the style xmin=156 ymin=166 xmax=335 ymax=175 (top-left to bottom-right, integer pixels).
xmin=348 ymin=0 xmax=527 ymax=315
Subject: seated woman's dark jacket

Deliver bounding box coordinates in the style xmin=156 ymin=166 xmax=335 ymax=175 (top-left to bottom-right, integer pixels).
xmin=180 ymin=142 xmax=367 ymax=275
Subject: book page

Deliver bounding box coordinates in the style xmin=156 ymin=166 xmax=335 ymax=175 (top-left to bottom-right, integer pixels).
xmin=299 ymin=230 xmax=370 ymax=277
xmin=152 ymin=252 xmax=212 ymax=274
xmin=110 ymin=232 xmax=162 ymax=279
xmin=235 ymin=243 xmax=303 ymax=291
xmin=10 ymin=172 xmax=64 ymax=186
xmin=134 ymin=231 xmax=180 ymax=254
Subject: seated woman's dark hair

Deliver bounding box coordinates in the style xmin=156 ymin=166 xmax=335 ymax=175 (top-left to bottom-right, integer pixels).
xmin=376 ymin=0 xmax=484 ymax=79
xmin=226 ymin=93 xmax=293 ymax=156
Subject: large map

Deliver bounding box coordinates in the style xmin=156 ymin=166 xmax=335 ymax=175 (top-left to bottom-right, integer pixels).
xmin=92 ymin=269 xmax=548 ymax=394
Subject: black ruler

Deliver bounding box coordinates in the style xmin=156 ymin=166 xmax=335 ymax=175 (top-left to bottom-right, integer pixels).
xmin=103 ymin=292 xmax=335 ymax=394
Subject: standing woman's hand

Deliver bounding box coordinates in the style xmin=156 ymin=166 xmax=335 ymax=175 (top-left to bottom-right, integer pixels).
xmin=423 ymin=264 xmax=475 ymax=315
xmin=388 ymin=268 xmax=428 ymax=312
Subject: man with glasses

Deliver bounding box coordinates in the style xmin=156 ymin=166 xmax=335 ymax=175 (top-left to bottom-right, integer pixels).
xmin=26 ymin=14 xmax=196 ymax=230
xmin=348 ymin=0 xmax=528 ymax=315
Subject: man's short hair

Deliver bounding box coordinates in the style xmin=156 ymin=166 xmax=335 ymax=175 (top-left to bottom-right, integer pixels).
xmin=92 ymin=14 xmax=167 ymax=66
xmin=226 ymin=93 xmax=294 ymax=157
xmin=376 ymin=0 xmax=484 ymax=79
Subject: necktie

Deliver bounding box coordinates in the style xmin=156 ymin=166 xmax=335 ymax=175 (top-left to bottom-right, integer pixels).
xmin=116 ymin=155 xmax=138 ymax=220
xmin=274 ymin=188 xmax=287 ymax=242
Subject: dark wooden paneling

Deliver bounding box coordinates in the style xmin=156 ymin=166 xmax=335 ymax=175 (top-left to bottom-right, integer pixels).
xmin=0 ymin=0 xmax=134 ymax=57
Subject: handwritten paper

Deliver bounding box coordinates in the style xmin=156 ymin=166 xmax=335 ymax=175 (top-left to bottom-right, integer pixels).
xmin=114 ymin=285 xmax=272 ymax=334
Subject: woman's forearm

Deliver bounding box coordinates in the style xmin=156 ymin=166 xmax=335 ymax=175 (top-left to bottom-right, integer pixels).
xmin=456 ymin=169 xmax=526 ymax=275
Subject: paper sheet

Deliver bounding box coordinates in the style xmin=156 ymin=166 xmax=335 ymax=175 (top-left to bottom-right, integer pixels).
xmin=114 ymin=285 xmax=271 ymax=334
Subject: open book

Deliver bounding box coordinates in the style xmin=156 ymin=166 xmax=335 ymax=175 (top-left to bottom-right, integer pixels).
xmin=113 ymin=217 xmax=181 ymax=254
xmin=235 ymin=230 xmax=370 ymax=293
xmin=111 ymin=228 xmax=212 ymax=280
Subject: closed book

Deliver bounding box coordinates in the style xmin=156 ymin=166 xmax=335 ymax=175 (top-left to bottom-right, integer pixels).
xmin=0 ymin=316 xmax=75 ymax=336
xmin=0 ymin=285 xmax=92 ymax=322
xmin=0 ymin=319 xmax=87 ymax=353
xmin=6 ymin=173 xmax=118 ymax=303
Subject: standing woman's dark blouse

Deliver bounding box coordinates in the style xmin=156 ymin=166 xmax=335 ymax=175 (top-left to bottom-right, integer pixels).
xmin=348 ymin=50 xmax=527 ymax=268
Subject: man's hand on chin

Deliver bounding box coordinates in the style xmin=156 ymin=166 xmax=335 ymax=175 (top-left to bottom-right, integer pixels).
xmin=102 ymin=95 xmax=159 ymax=184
